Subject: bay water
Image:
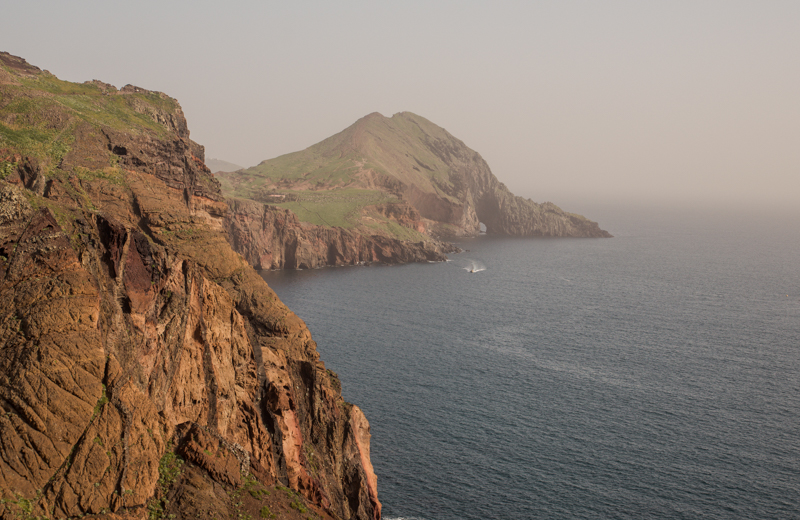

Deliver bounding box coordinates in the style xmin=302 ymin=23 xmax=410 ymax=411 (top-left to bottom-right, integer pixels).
xmin=261 ymin=204 xmax=800 ymax=519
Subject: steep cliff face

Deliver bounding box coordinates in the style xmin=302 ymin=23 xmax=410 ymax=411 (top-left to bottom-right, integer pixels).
xmin=217 ymin=112 xmax=611 ymax=246
xmin=226 ymin=198 xmax=456 ymax=270
xmin=412 ymin=120 xmax=612 ymax=237
xmin=0 ymin=52 xmax=379 ymax=520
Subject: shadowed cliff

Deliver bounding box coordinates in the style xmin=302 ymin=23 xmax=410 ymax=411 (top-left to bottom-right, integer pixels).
xmin=0 ymin=52 xmax=379 ymax=520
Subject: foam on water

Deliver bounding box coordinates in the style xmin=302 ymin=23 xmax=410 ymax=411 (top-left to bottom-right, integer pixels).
xmin=460 ymin=258 xmax=486 ymax=273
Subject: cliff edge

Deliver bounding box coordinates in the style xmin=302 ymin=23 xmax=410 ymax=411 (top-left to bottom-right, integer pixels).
xmin=217 ymin=112 xmax=610 ymax=268
xmin=0 ymin=52 xmax=379 ymax=520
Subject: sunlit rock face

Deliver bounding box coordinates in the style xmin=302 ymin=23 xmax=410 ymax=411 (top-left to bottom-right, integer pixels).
xmin=0 ymin=52 xmax=380 ymax=520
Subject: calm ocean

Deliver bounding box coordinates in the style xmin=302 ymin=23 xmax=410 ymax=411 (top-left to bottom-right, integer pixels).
xmin=261 ymin=204 xmax=800 ymax=520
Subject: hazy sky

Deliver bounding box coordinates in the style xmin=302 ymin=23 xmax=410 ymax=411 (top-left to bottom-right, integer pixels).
xmin=4 ymin=1 xmax=799 ymax=211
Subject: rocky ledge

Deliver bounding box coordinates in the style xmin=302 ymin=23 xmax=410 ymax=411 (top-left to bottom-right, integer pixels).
xmin=226 ymin=198 xmax=458 ymax=270
xmin=0 ymin=52 xmax=379 ymax=520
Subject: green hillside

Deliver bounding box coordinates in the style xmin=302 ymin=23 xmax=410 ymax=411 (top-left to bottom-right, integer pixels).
xmin=0 ymin=53 xmax=183 ymax=179
xmin=216 ymin=112 xmax=471 ymax=240
xmin=236 ymin=112 xmax=458 ymax=195
xmin=264 ymin=188 xmax=398 ymax=228
xmin=218 ymin=110 xmax=610 ymax=239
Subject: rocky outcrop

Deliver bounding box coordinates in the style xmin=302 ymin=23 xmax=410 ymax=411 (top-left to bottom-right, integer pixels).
xmin=226 ymin=198 xmax=457 ymax=270
xmin=400 ymin=143 xmax=614 ymax=237
xmin=476 ymin=186 xmax=610 ymax=237
xmin=396 ymin=112 xmax=612 ymax=238
xmin=0 ymin=53 xmax=380 ymax=520
xmin=222 ymin=111 xmax=611 ymax=243
xmin=221 ymin=105 xmax=614 ymax=267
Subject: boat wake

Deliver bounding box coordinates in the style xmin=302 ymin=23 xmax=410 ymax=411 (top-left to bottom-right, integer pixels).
xmin=462 ymin=259 xmax=486 ymax=273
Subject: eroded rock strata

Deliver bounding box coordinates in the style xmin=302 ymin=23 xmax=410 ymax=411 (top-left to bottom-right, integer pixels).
xmin=225 ymin=198 xmax=457 ymax=270
xmin=396 ymin=111 xmax=614 ymax=238
xmin=0 ymin=52 xmax=379 ymax=520
xmin=218 ymin=112 xmax=611 ymax=260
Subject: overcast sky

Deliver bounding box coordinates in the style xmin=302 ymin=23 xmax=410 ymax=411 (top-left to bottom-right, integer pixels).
xmin=4 ymin=1 xmax=799 ymax=211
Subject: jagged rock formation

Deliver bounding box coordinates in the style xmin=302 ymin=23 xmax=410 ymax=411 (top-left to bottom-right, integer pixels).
xmin=218 ymin=112 xmax=611 ymax=258
xmin=0 ymin=52 xmax=379 ymax=520
xmin=226 ymin=198 xmax=457 ymax=270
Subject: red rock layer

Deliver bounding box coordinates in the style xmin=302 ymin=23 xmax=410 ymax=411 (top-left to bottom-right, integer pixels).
xmin=225 ymin=198 xmax=457 ymax=270
xmin=0 ymin=53 xmax=380 ymax=520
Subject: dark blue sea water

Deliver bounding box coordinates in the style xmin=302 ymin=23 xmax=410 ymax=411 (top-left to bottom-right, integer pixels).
xmin=261 ymin=204 xmax=800 ymax=520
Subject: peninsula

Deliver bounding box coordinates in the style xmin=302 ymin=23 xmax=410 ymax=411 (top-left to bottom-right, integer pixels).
xmin=217 ymin=112 xmax=611 ymax=269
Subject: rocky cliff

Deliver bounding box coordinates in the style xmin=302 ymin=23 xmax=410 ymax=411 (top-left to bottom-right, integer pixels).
xmin=399 ymin=114 xmax=612 ymax=238
xmin=217 ymin=112 xmax=611 ymax=256
xmin=226 ymin=198 xmax=457 ymax=270
xmin=0 ymin=52 xmax=380 ymax=520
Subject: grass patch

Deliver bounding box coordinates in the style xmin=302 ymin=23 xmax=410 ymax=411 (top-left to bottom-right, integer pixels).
xmin=54 ymin=93 xmax=170 ymax=135
xmin=0 ymin=160 xmax=16 ymax=180
xmin=277 ymin=485 xmax=309 ymax=514
xmin=265 ymin=188 xmax=399 ymax=228
xmin=244 ymin=148 xmax=379 ymax=188
xmin=362 ymin=218 xmax=428 ymax=242
xmin=228 ymin=472 xmax=271 ymax=520
xmin=0 ymin=72 xmax=182 ymax=172
xmin=0 ymin=487 xmax=49 ymax=520
xmin=91 ymin=384 xmax=108 ymax=420
xmin=74 ymin=165 xmax=127 ymax=186
xmin=147 ymin=443 xmax=184 ymax=520
xmin=18 ymin=73 xmax=179 ymax=130
xmin=0 ymin=122 xmax=73 ymax=169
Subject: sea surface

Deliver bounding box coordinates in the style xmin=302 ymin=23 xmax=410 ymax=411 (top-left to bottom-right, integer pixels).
xmin=260 ymin=204 xmax=800 ymax=520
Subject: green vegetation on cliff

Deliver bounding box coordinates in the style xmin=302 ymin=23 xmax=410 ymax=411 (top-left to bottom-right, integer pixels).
xmin=0 ymin=51 xmax=184 ymax=179
xmin=217 ymin=113 xmax=460 ymax=242
xmin=261 ymin=188 xmax=400 ymax=228
xmin=0 ymin=52 xmax=382 ymax=520
xmin=219 ymin=112 xmax=461 ymax=202
xmin=218 ymin=111 xmax=611 ymax=239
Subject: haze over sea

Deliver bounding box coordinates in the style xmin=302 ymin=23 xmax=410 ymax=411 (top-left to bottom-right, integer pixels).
xmin=261 ymin=204 xmax=800 ymax=520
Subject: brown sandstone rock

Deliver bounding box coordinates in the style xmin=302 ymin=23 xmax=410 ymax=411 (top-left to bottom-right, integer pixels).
xmin=225 ymin=199 xmax=457 ymax=270
xmin=0 ymin=53 xmax=380 ymax=520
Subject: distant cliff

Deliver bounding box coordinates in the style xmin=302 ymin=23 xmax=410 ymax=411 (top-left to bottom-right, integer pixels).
xmin=0 ymin=52 xmax=379 ymax=520
xmin=226 ymin=198 xmax=457 ymax=269
xmin=217 ymin=112 xmax=610 ymax=263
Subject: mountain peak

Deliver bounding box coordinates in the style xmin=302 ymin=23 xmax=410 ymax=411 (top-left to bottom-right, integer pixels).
xmin=218 ymin=112 xmax=611 ymax=238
